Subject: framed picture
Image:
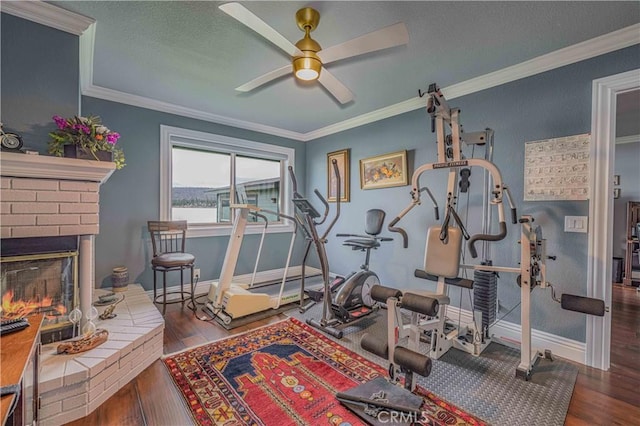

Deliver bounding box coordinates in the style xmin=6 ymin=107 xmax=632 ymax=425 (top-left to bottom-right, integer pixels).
xmin=327 ymin=149 xmax=350 ymax=202
xmin=360 ymin=150 xmax=408 ymax=190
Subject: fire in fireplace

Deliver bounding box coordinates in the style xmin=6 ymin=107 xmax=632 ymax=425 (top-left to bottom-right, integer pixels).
xmin=1 ymin=236 xmax=79 ymax=343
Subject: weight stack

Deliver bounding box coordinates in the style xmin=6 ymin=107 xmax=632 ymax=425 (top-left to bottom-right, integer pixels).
xmin=473 ymin=267 xmax=498 ymax=331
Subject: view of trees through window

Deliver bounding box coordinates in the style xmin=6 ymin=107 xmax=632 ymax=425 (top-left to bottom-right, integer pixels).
xmin=171 ymin=147 xmax=281 ymax=224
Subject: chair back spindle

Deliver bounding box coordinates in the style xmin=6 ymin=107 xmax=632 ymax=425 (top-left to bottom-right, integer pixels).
xmin=148 ymin=220 xmax=188 ymax=257
xmin=146 ymin=220 xmax=195 ymax=315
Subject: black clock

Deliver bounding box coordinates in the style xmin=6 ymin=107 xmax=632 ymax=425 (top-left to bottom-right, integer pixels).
xmin=0 ymin=123 xmax=24 ymax=152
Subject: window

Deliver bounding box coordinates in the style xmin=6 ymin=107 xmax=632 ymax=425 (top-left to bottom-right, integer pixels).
xmin=160 ymin=126 xmax=295 ymax=237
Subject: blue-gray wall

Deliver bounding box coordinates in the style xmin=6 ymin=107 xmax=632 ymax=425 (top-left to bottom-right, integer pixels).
xmin=1 ymin=14 xmax=79 ymax=146
xmin=82 ymin=97 xmax=306 ymax=288
xmin=1 ymin=13 xmax=307 ymax=290
xmin=305 ymin=46 xmax=640 ymax=342
xmin=3 ymin=12 xmax=639 ymax=342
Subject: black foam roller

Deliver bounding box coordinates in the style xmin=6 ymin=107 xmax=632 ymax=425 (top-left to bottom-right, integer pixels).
xmin=561 ymin=294 xmax=605 ymax=317
xmin=361 ymin=333 xmax=389 ymax=359
xmin=370 ymin=285 xmax=403 ymax=304
xmin=401 ymin=292 xmax=439 ymax=316
xmin=393 ymin=346 xmax=432 ymax=377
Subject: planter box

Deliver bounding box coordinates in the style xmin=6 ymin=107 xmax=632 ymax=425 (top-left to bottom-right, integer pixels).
xmin=63 ymin=144 xmax=113 ymax=162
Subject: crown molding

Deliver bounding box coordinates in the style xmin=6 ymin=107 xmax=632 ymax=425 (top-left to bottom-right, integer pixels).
xmin=82 ymin=84 xmax=306 ymax=142
xmin=0 ymin=0 xmax=94 ymax=35
xmin=306 ymin=23 xmax=640 ymax=141
xmin=10 ymin=1 xmax=638 ymax=142
xmin=77 ymin=23 xmax=304 ymax=141
xmin=79 ymin=23 xmax=96 ymax=93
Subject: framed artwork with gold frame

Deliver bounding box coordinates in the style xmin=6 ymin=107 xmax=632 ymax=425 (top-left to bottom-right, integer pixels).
xmin=360 ymin=150 xmax=408 ymax=190
xmin=327 ymin=149 xmax=350 ymax=202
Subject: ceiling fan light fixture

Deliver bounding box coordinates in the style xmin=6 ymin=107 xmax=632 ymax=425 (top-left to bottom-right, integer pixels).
xmin=293 ymin=56 xmax=321 ymax=81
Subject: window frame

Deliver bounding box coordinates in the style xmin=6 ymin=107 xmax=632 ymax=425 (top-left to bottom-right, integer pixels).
xmin=160 ymin=125 xmax=295 ymax=238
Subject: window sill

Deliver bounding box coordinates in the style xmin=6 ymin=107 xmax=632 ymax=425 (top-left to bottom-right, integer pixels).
xmin=186 ymin=222 xmax=295 ymax=238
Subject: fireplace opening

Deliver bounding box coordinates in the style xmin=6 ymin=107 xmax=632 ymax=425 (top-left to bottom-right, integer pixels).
xmin=1 ymin=236 xmax=79 ymax=344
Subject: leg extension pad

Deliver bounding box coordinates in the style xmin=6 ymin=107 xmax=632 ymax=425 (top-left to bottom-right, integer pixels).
xmin=370 ymin=285 xmax=403 ymax=304
xmin=561 ymin=294 xmax=605 ymax=316
xmin=360 ymin=333 xmax=389 ymax=359
xmin=401 ymin=292 xmax=439 ymax=316
xmin=394 ymin=346 xmax=432 ymax=378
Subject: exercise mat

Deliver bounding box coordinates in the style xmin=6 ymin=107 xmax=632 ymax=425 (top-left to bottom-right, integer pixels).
xmin=287 ymin=303 xmax=578 ymax=426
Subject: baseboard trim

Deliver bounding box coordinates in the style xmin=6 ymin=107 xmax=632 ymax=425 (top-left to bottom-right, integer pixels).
xmin=445 ymin=305 xmax=586 ymax=365
xmin=140 ymin=271 xmax=586 ymax=364
xmin=143 ymin=266 xmax=322 ymax=303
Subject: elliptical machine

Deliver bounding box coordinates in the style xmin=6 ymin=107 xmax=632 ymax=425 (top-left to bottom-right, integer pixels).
xmin=288 ymin=161 xmax=376 ymax=338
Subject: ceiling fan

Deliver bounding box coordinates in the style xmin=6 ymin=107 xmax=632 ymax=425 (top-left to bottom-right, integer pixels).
xmin=219 ymin=2 xmax=409 ymax=104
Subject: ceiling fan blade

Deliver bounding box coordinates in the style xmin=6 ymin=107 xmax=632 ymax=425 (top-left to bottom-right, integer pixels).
xmin=318 ymin=69 xmax=354 ymax=104
xmin=219 ymin=2 xmax=303 ymax=57
xmin=317 ymin=22 xmax=409 ymax=65
xmin=236 ymin=64 xmax=293 ymax=92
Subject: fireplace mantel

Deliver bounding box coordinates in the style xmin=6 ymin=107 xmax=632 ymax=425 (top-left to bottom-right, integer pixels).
xmin=0 ymin=151 xmax=115 ymax=183
xmin=0 ymin=151 xmax=157 ymax=425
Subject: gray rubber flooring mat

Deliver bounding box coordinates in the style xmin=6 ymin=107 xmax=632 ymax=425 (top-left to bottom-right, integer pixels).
xmin=287 ymin=303 xmax=578 ymax=426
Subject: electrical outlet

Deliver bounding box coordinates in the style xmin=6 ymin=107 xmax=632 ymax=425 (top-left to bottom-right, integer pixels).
xmin=194 ymin=268 xmax=201 ymax=280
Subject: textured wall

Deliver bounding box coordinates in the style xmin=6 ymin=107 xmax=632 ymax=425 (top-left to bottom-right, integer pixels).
xmin=2 ymin=14 xmax=307 ymax=291
xmin=1 ymin=14 xmax=79 ymax=150
xmin=3 ymin=10 xmax=639 ymax=341
xmin=0 ymin=176 xmax=100 ymax=238
xmin=82 ymin=97 xmax=307 ymax=289
xmin=305 ymin=46 xmax=640 ymax=342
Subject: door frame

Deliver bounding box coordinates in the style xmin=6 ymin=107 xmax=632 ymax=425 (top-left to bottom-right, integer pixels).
xmin=586 ymin=68 xmax=640 ymax=370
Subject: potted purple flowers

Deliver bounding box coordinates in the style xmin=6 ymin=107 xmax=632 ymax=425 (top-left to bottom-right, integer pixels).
xmin=48 ymin=115 xmax=125 ymax=169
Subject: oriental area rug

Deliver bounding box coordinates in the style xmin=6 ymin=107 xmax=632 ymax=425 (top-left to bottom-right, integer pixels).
xmin=163 ymin=317 xmax=487 ymax=426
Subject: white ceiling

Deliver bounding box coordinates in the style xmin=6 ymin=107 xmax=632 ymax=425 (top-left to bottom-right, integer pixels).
xmin=11 ymin=1 xmax=640 ymax=140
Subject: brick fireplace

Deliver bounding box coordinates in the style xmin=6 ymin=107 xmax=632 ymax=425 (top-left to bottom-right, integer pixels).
xmin=1 ymin=151 xmax=115 ymax=324
xmin=1 ymin=152 xmax=164 ymax=425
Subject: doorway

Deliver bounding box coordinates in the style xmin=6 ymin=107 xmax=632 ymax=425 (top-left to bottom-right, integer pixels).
xmin=586 ymin=68 xmax=640 ymax=370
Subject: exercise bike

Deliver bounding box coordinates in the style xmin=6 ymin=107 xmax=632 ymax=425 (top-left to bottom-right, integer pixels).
xmin=289 ymin=162 xmax=378 ymax=338
xmin=330 ymin=209 xmax=392 ymax=323
xmin=303 ymin=209 xmax=390 ymax=314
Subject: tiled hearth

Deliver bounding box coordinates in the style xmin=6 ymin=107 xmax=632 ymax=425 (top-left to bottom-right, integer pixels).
xmin=38 ymin=285 xmax=164 ymax=425
xmin=0 ymin=153 xmax=164 ymax=425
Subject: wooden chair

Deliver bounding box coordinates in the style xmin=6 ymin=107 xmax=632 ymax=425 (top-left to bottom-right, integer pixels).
xmin=147 ymin=220 xmax=196 ymax=315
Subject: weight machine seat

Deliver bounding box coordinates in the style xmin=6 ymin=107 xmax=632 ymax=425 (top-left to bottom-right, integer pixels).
xmin=339 ymin=209 xmax=387 ymax=250
xmin=343 ymin=238 xmax=380 ymax=250
xmin=414 ymin=269 xmax=474 ymax=289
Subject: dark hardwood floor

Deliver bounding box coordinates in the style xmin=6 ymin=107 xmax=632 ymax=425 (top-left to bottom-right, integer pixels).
xmin=67 ymin=286 xmax=640 ymax=426
xmin=565 ymin=284 xmax=640 ymax=425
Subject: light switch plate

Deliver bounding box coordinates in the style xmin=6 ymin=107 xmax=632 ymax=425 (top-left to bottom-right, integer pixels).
xmin=564 ymin=215 xmax=588 ymax=233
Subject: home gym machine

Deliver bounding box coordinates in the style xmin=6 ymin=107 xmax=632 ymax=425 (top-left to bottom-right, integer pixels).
xmin=388 ymin=83 xmax=517 ymax=361
xmin=205 ymin=202 xmax=302 ymax=325
xmin=337 ymin=284 xmax=436 ymax=424
xmin=289 ymin=161 xmax=376 ymax=338
xmin=388 ymin=83 xmax=605 ymax=379
xmin=458 ymin=215 xmax=606 ymax=380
